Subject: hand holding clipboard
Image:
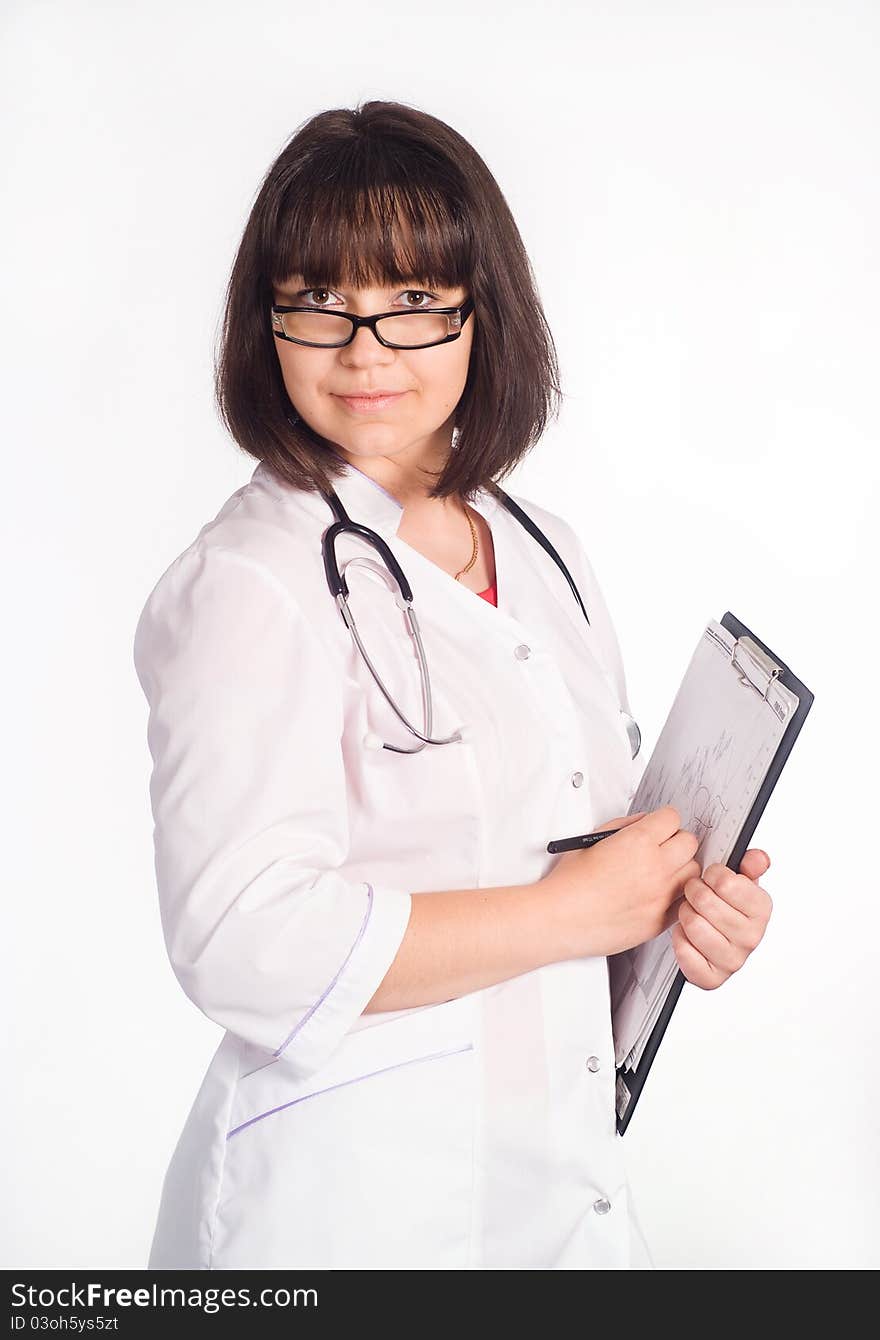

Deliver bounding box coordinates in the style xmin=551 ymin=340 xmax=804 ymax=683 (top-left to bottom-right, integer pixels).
xmin=547 ymin=612 xmax=813 ymax=1135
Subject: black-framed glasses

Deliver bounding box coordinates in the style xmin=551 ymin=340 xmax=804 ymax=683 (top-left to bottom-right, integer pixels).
xmin=271 ymin=296 xmax=475 ymax=350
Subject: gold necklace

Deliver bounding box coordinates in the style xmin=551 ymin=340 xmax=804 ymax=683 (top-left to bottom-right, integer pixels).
xmin=453 ymin=501 xmax=479 ymax=582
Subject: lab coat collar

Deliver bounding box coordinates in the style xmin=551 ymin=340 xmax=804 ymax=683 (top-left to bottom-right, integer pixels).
xmin=254 ymin=453 xmax=499 ymax=539
xmin=326 ymin=456 xmax=406 ymax=536
xmin=328 ymin=454 xmax=502 ymax=539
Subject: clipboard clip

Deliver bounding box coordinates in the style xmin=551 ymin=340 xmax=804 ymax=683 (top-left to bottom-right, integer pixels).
xmin=730 ymin=635 xmax=781 ymax=702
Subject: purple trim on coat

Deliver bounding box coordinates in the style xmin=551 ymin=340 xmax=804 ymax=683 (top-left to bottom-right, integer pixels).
xmin=226 ymin=1042 xmax=475 ymax=1140
xmin=348 ymin=463 xmax=404 ymax=509
xmin=336 ymin=456 xmax=404 ymax=510
xmin=273 ymin=882 xmax=375 ymax=1058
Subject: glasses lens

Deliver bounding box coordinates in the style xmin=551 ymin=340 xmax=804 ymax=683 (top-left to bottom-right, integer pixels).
xmin=376 ymin=312 xmax=450 ymax=347
xmin=279 ymin=311 xmax=353 ymax=345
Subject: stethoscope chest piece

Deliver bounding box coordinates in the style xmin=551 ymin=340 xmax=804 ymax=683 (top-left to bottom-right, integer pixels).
xmin=621 ymin=710 xmax=642 ymax=760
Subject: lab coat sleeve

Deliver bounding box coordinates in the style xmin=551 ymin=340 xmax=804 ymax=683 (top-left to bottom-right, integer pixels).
xmin=133 ymin=541 xmax=413 ymax=1081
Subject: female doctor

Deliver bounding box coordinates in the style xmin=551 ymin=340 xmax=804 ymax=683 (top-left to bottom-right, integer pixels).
xmin=133 ymin=100 xmax=773 ymax=1271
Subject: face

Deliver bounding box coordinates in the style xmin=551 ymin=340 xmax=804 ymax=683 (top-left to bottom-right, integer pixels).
xmin=271 ymin=276 xmax=474 ymax=473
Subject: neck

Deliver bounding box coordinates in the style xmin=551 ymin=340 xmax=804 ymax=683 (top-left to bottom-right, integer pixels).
xmin=331 ymin=442 xmax=454 ymax=510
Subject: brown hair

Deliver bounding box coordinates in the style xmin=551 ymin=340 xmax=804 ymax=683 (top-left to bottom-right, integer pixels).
xmin=214 ymin=99 xmax=561 ymax=501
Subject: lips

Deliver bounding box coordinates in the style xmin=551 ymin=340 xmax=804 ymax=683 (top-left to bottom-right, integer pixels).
xmin=336 ymin=390 xmax=407 ymax=413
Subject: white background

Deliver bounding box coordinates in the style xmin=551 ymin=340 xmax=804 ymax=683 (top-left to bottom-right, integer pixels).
xmin=4 ymin=0 xmax=878 ymax=1270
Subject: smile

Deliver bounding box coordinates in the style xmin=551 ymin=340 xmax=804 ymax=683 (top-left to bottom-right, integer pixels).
xmin=336 ymin=392 xmax=407 ymax=413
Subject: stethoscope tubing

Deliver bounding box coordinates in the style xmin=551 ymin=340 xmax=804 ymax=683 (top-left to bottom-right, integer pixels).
xmin=322 ymin=495 xmax=463 ymax=752
xmin=318 ymin=483 xmax=642 ymax=760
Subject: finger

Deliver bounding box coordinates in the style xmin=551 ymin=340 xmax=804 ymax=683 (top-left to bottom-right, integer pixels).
xmin=660 ymin=825 xmax=699 ymax=865
xmin=739 ymin=848 xmax=771 ymax=880
xmin=670 ymin=922 xmax=727 ymax=990
xmin=664 ymin=829 xmax=700 ymax=870
xmin=682 ymin=876 xmax=757 ymax=944
xmin=677 ymin=900 xmax=748 ymax=974
xmin=644 ymin=804 xmax=682 ymax=841
xmin=701 ymin=863 xmax=772 ymax=918
xmin=661 ymin=894 xmax=685 ymax=934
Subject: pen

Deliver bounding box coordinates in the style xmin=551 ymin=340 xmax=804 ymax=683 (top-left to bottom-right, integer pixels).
xmin=546 ymin=829 xmax=621 ymax=855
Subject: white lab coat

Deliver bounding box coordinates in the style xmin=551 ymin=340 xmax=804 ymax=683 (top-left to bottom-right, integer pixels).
xmin=133 ymin=456 xmax=655 ymax=1270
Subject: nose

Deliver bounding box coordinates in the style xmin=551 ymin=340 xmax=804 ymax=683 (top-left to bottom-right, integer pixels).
xmin=340 ymin=324 xmax=397 ymax=366
xmin=351 ymin=322 xmax=393 ymax=346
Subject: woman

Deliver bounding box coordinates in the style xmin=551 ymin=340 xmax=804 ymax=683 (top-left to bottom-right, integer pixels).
xmin=134 ymin=100 xmax=772 ymax=1270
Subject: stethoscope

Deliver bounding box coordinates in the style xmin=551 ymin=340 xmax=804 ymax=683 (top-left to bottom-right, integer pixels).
xmin=320 ymin=484 xmax=642 ymax=760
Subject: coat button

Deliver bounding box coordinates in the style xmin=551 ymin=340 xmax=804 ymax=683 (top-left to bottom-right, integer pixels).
xmin=571 ymin=771 xmax=584 ymax=788
xmin=514 ymin=644 xmax=531 ymax=660
xmin=593 ymin=1197 xmax=612 ymax=1215
xmin=586 ymin=1055 xmax=601 ymax=1072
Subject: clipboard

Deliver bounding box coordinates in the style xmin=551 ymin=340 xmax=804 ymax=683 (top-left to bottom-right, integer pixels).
xmin=610 ymin=610 xmax=814 ymax=1136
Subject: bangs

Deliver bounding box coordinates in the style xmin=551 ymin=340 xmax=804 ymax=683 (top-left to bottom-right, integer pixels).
xmin=265 ymin=164 xmax=473 ymax=294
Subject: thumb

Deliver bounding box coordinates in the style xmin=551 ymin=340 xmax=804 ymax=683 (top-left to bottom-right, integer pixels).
xmin=740 ymin=848 xmax=771 ymax=879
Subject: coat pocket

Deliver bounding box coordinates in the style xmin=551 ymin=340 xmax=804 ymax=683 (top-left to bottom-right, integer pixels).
xmin=213 ymin=995 xmax=478 ymax=1269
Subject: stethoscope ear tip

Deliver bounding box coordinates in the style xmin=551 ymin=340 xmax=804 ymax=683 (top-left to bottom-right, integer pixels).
xmin=363 ymin=731 xmax=385 ymax=751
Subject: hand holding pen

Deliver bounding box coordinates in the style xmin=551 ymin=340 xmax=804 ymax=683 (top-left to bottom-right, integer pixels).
xmin=540 ymin=806 xmax=702 ymax=958
xmin=544 ymin=807 xmax=773 ymax=991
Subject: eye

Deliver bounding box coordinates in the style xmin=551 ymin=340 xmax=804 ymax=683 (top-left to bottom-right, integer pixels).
xmin=294 ymin=287 xmax=443 ymax=310
xmin=399 ymin=289 xmax=440 ymax=308
xmin=298 ymin=287 xmax=338 ymax=308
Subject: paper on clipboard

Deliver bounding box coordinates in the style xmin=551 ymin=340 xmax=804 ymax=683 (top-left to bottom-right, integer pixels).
xmin=609 ymin=619 xmax=801 ymax=1072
